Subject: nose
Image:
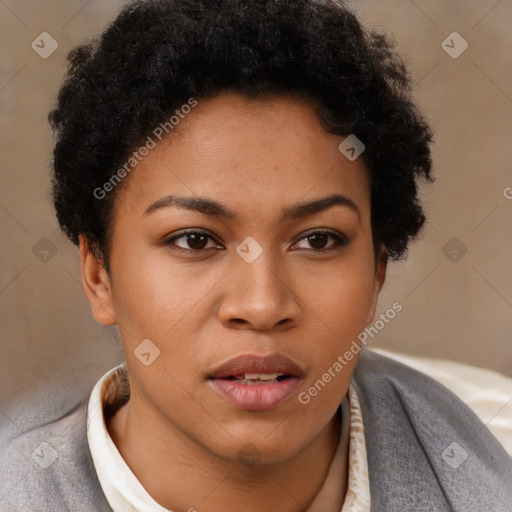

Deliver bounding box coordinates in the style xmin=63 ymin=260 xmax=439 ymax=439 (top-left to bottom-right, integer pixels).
xmin=217 ymin=251 xmax=301 ymax=332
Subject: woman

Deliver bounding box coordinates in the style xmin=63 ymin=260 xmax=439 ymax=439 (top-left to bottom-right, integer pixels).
xmin=2 ymin=0 xmax=510 ymax=510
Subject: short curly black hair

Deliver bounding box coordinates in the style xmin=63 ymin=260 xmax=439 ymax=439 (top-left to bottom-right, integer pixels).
xmin=49 ymin=0 xmax=433 ymax=272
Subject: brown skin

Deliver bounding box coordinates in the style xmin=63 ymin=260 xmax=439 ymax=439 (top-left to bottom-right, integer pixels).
xmin=80 ymin=92 xmax=386 ymax=512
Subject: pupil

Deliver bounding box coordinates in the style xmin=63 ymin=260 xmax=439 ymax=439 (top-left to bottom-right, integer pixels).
xmin=188 ymin=233 xmax=208 ymax=250
xmin=308 ymin=233 xmax=328 ymax=249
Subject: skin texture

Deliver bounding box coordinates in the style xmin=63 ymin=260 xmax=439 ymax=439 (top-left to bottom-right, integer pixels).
xmin=81 ymin=92 xmax=386 ymax=512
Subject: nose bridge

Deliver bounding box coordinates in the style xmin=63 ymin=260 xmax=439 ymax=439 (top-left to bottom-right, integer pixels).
xmin=242 ymin=251 xmax=284 ymax=301
xmin=219 ymin=242 xmax=299 ymax=330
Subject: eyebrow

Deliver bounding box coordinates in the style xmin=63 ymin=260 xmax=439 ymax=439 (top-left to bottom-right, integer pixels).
xmin=144 ymin=193 xmax=360 ymax=221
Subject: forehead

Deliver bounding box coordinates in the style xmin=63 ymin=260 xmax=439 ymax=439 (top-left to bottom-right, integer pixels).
xmin=115 ymin=92 xmax=371 ymax=222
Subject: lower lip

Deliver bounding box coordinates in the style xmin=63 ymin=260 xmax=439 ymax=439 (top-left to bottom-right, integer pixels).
xmin=208 ymin=377 xmax=301 ymax=411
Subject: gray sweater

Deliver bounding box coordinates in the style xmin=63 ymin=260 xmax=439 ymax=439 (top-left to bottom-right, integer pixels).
xmin=1 ymin=350 xmax=511 ymax=511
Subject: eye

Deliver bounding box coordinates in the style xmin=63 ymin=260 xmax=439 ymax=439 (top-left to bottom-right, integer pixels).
xmin=163 ymin=229 xmax=348 ymax=254
xmin=164 ymin=230 xmax=222 ymax=252
xmin=292 ymin=230 xmax=349 ymax=251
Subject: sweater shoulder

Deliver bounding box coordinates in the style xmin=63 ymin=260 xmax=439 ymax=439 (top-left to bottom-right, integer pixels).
xmin=0 ymin=400 xmax=112 ymax=512
xmin=353 ymin=349 xmax=512 ymax=511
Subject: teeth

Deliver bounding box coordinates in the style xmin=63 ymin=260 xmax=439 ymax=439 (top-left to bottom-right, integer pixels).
xmin=243 ymin=373 xmax=283 ymax=380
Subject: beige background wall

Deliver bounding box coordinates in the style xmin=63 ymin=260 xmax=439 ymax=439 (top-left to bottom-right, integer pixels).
xmin=1 ymin=0 xmax=511 ymax=425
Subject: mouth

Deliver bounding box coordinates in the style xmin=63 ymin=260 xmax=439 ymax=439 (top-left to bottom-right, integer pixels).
xmin=207 ymin=353 xmax=304 ymax=411
xmin=223 ymin=372 xmax=292 ymax=385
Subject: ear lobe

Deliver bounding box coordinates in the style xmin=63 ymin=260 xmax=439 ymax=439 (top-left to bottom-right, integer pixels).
xmin=79 ymin=234 xmax=116 ymax=326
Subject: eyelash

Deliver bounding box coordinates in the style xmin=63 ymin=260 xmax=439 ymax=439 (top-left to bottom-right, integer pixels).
xmin=163 ymin=229 xmax=349 ymax=254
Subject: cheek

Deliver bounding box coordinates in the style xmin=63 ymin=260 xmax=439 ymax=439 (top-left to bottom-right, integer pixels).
xmin=109 ymin=256 xmax=193 ymax=350
xmin=292 ymin=245 xmax=376 ymax=380
xmin=296 ymin=250 xmax=376 ymax=333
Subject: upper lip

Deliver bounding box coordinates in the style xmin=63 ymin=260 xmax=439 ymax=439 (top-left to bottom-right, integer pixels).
xmin=208 ymin=353 xmax=305 ymax=379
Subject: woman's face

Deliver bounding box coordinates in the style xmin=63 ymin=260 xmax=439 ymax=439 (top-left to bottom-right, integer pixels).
xmin=85 ymin=92 xmax=385 ymax=465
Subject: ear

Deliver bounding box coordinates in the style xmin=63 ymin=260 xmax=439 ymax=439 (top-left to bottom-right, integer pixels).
xmin=79 ymin=234 xmax=116 ymax=326
xmin=365 ymin=249 xmax=388 ymax=325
